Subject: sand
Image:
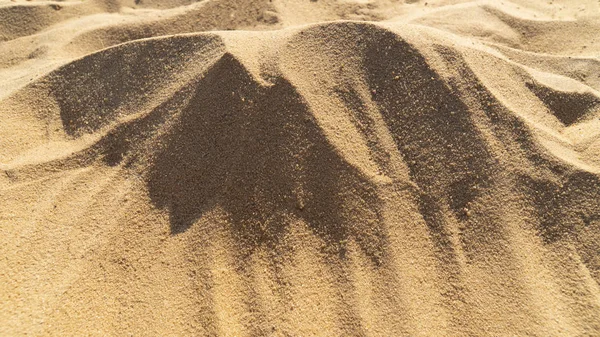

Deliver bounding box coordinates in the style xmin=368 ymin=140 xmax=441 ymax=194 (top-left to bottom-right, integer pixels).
xmin=1 ymin=0 xmax=600 ymax=335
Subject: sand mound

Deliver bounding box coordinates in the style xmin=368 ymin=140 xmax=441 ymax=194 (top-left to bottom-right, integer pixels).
xmin=1 ymin=1 xmax=600 ymax=336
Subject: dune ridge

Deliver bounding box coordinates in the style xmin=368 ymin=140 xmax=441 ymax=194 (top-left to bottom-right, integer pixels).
xmin=1 ymin=0 xmax=600 ymax=336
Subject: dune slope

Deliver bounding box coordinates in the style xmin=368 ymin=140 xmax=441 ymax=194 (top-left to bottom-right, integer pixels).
xmin=1 ymin=0 xmax=600 ymax=336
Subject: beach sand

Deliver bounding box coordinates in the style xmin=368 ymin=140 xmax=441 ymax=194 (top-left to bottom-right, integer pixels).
xmin=1 ymin=0 xmax=600 ymax=335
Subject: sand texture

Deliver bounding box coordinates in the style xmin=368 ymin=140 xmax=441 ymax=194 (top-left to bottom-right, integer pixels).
xmin=1 ymin=0 xmax=600 ymax=335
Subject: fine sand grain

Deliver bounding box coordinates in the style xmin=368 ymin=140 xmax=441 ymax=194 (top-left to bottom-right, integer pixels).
xmin=1 ymin=0 xmax=600 ymax=336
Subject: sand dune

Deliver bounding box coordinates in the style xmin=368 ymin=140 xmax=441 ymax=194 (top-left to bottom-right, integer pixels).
xmin=1 ymin=0 xmax=600 ymax=336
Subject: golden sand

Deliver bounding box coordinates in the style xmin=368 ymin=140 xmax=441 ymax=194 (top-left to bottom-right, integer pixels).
xmin=1 ymin=0 xmax=600 ymax=335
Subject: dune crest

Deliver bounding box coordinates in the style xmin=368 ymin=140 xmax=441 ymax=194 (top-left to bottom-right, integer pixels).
xmin=1 ymin=1 xmax=600 ymax=336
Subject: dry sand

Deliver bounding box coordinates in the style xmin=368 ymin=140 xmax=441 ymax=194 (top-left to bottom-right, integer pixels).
xmin=1 ymin=0 xmax=600 ymax=335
